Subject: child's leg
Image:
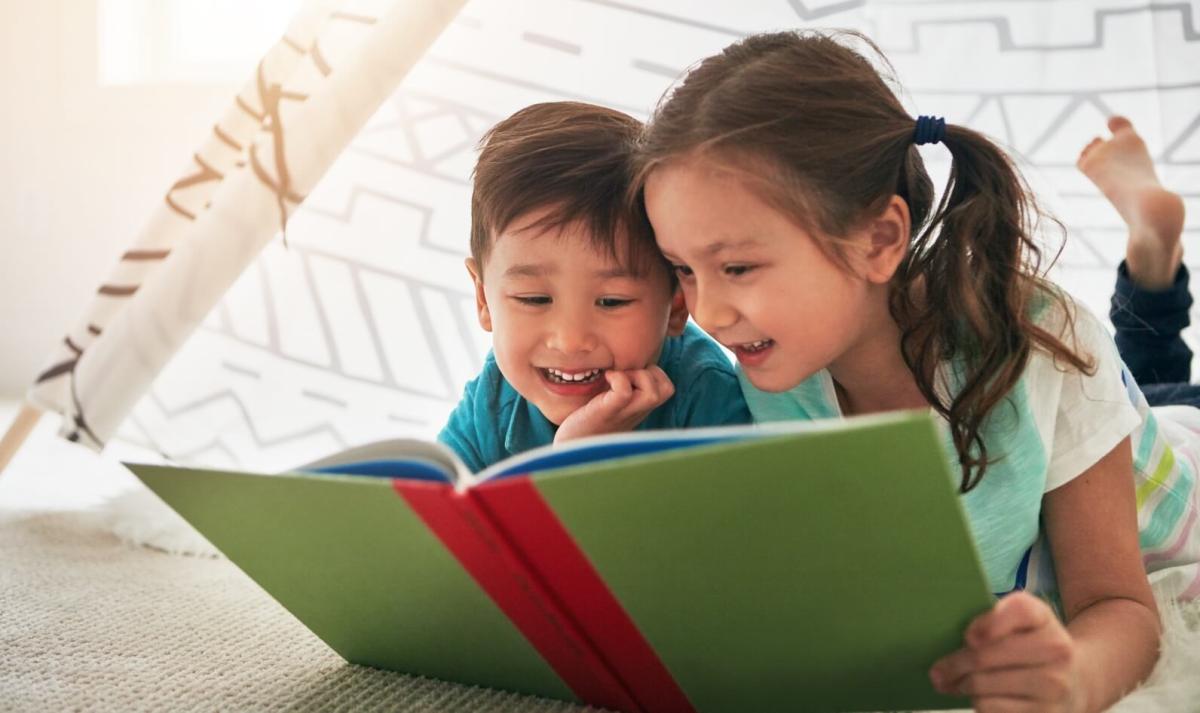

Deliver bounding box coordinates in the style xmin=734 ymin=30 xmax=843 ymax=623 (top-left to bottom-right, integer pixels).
xmin=1141 ymin=382 xmax=1200 ymax=409
xmin=1078 ymin=116 xmax=1192 ymax=388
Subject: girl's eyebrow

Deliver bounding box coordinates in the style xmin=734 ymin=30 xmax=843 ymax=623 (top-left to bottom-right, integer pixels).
xmin=705 ymin=238 xmax=762 ymax=256
xmin=661 ymin=238 xmax=762 ymax=262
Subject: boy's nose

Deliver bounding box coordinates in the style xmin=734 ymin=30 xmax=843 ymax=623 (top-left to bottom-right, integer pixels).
xmin=545 ymin=319 xmax=598 ymax=354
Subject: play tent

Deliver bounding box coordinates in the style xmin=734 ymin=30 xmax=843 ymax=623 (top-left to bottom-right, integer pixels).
xmin=3 ymin=0 xmax=1199 ymax=472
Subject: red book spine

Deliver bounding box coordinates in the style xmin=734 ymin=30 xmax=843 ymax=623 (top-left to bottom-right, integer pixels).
xmin=393 ymin=479 xmax=643 ymax=712
xmin=473 ymin=476 xmax=697 ymax=713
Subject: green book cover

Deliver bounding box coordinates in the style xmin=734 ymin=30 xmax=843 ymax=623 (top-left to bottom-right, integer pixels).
xmin=128 ymin=410 xmax=993 ymax=712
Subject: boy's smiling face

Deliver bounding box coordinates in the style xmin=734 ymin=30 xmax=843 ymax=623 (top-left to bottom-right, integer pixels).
xmin=468 ymin=207 xmax=684 ymax=426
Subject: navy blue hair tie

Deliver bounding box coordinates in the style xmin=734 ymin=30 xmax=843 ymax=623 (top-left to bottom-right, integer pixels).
xmin=914 ymin=115 xmax=946 ymax=146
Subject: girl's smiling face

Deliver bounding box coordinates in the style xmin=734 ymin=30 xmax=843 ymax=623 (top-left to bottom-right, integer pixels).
xmin=644 ymin=154 xmax=892 ymax=394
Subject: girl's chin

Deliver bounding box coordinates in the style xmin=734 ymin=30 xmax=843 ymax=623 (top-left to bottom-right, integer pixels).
xmin=743 ymin=367 xmax=808 ymax=394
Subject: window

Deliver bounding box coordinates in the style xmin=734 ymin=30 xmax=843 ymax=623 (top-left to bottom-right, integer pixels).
xmin=98 ymin=0 xmax=302 ymax=84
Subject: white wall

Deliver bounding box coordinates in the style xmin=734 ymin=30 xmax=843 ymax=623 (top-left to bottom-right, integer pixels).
xmin=0 ymin=1 xmax=237 ymax=397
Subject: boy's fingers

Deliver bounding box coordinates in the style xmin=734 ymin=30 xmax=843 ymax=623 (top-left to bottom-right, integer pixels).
xmin=627 ymin=369 xmax=656 ymax=396
xmin=966 ymin=592 xmax=1053 ymax=648
xmin=595 ymin=388 xmax=632 ymax=414
xmin=605 ymin=370 xmax=633 ymax=397
xmin=648 ymin=366 xmax=675 ymax=400
xmin=621 ymin=370 xmax=663 ymax=418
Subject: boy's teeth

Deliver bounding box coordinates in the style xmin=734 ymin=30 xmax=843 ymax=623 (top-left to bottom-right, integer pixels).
xmin=743 ymin=339 xmax=772 ymax=352
xmin=546 ymin=368 xmax=602 ymax=383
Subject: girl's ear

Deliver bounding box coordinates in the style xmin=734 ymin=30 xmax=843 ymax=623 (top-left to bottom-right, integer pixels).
xmin=666 ymin=288 xmax=689 ymax=336
xmin=465 ymin=258 xmax=492 ymax=332
xmin=857 ymin=195 xmax=912 ymax=284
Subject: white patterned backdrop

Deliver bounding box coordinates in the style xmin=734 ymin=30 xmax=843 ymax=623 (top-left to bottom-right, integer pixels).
xmin=114 ymin=0 xmax=1200 ymax=469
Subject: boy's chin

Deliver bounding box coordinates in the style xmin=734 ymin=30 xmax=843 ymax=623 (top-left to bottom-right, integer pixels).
xmin=532 ymin=398 xmax=583 ymax=427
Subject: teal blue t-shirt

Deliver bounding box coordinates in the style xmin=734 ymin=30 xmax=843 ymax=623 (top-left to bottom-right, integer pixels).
xmin=437 ymin=323 xmax=751 ymax=472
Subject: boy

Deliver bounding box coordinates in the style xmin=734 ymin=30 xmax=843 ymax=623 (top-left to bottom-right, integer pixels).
xmin=438 ymin=102 xmax=751 ymax=472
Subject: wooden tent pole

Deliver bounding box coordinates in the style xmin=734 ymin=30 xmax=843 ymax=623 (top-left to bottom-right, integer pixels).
xmin=0 ymin=401 xmax=42 ymax=477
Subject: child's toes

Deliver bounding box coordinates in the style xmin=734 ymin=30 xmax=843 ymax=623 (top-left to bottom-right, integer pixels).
xmin=1079 ymin=137 xmax=1102 ymax=158
xmin=1107 ymin=115 xmax=1133 ymax=134
xmin=1077 ymin=137 xmax=1102 ymax=166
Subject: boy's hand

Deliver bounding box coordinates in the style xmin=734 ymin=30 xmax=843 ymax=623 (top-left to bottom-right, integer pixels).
xmin=929 ymin=591 xmax=1083 ymax=713
xmin=554 ymin=367 xmax=675 ymax=443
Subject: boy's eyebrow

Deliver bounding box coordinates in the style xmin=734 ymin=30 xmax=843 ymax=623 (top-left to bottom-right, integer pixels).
xmin=594 ymin=267 xmax=635 ymax=279
xmin=503 ymin=263 xmax=552 ymax=278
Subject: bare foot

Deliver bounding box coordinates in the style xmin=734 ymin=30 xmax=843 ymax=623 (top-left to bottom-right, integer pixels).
xmin=1078 ymin=116 xmax=1186 ymax=290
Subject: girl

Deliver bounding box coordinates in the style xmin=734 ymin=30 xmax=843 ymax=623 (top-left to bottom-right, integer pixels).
xmin=636 ymin=31 xmax=1198 ymax=713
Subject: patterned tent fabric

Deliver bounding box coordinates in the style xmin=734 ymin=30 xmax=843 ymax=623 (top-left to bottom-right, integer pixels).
xmin=25 ymin=0 xmax=466 ymax=456
xmin=29 ymin=0 xmax=1200 ymax=471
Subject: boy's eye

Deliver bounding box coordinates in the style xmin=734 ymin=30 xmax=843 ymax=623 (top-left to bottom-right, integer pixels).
xmin=513 ymin=295 xmax=551 ymax=305
xmin=597 ymin=297 xmax=634 ymax=309
xmin=723 ymin=264 xmax=756 ymax=277
xmin=670 ymin=264 xmax=694 ymax=278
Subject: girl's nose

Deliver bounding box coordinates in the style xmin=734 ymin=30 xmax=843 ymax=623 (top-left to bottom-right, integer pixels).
xmin=690 ymin=288 xmax=738 ymax=334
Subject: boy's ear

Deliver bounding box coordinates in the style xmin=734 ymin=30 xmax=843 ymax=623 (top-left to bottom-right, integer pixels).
xmin=857 ymin=195 xmax=911 ymax=284
xmin=666 ymin=288 xmax=688 ymax=337
xmin=465 ymin=258 xmax=492 ymax=332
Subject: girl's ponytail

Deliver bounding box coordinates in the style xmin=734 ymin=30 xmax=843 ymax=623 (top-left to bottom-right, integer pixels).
xmin=892 ymin=125 xmax=1094 ymax=491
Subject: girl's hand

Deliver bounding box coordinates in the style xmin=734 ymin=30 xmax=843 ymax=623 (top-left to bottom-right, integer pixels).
xmin=930 ymin=591 xmax=1083 ymax=713
xmin=554 ymin=367 xmax=675 ymax=443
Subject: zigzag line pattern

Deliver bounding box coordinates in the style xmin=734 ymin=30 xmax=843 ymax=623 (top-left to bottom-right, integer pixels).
xmin=124 ymin=0 xmax=1200 ymax=469
xmin=888 ymin=3 xmax=1200 ymax=54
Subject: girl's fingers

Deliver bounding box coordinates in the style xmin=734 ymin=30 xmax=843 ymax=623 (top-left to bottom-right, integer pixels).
xmin=932 ymin=629 xmax=1073 ymax=686
xmin=955 ymin=666 xmax=1072 ymax=703
xmin=966 ymin=592 xmax=1054 ymax=648
xmin=973 ymin=698 xmax=1042 ymax=713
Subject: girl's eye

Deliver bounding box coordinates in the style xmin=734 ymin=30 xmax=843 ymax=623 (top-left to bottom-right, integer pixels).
xmin=514 ymin=295 xmax=551 ymax=305
xmin=597 ymin=297 xmax=633 ymax=309
xmin=724 ymin=264 xmax=756 ymax=277
xmin=671 ymin=264 xmax=694 ymax=278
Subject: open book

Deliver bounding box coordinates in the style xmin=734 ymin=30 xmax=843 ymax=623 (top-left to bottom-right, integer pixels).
xmin=126 ymin=411 xmax=992 ymax=713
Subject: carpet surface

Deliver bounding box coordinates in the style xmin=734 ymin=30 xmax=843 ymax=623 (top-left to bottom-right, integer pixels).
xmin=0 ymin=508 xmax=597 ymax=712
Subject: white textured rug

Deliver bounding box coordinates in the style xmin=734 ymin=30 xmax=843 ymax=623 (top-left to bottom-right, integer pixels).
xmin=0 ymin=507 xmax=597 ymax=712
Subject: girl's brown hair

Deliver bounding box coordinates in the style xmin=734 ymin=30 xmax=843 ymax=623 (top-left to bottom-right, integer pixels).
xmin=636 ymin=30 xmax=1093 ymax=492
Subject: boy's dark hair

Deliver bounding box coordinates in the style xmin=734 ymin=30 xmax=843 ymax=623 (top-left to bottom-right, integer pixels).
xmin=470 ymin=102 xmax=662 ymax=277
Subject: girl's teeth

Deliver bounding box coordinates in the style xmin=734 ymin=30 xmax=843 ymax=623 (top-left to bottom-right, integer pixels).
xmin=743 ymin=340 xmax=772 ymax=352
